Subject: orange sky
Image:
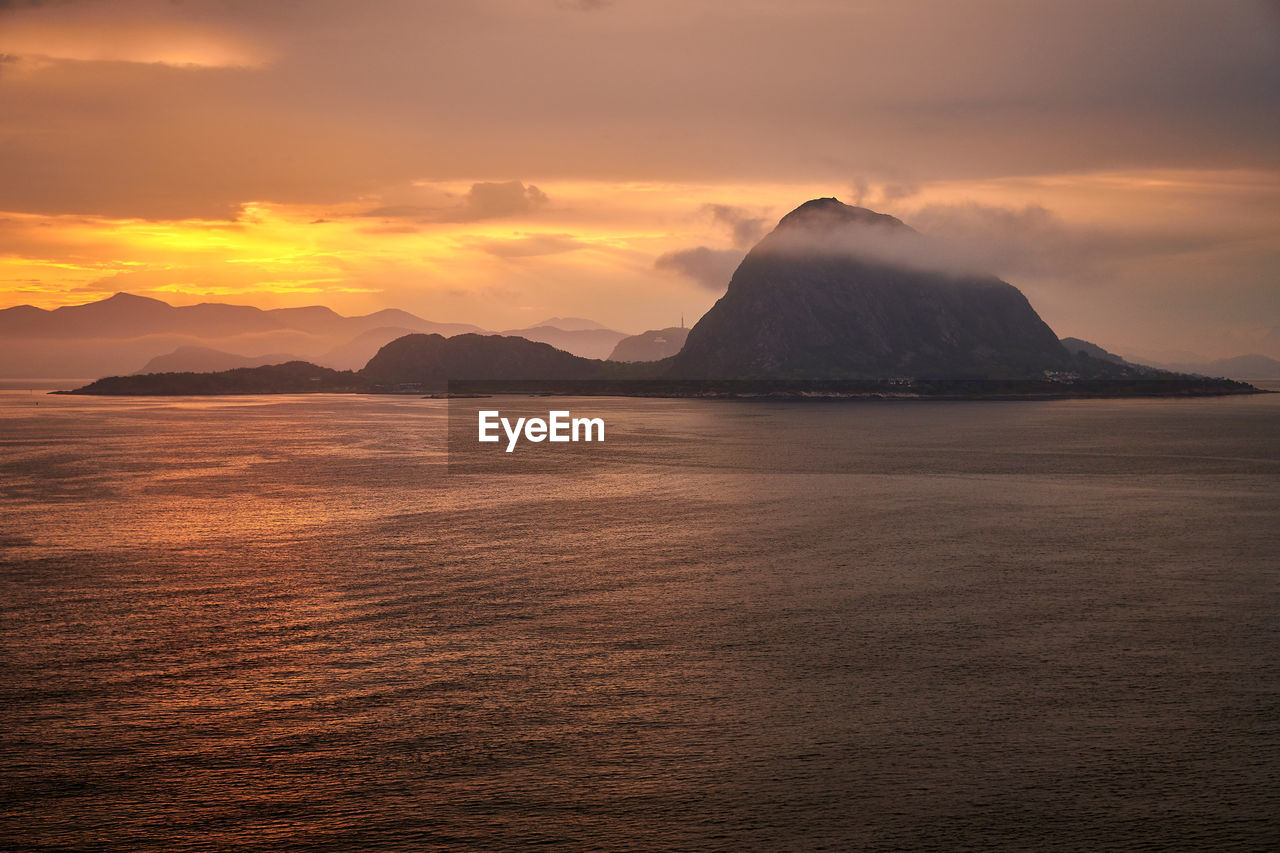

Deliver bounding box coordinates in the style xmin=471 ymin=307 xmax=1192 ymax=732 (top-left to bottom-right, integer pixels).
xmin=1 ymin=0 xmax=1277 ymax=357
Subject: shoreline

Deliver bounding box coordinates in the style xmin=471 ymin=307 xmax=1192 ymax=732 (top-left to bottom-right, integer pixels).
xmin=49 ymin=377 xmax=1269 ymax=400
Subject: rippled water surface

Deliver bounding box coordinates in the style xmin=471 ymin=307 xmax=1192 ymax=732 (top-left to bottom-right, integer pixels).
xmin=2 ymin=390 xmax=1278 ymax=850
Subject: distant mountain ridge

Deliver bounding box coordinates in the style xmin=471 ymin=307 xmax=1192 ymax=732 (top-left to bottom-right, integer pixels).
xmin=135 ymin=346 xmax=305 ymax=374
xmin=0 ymin=292 xmax=483 ymax=340
xmin=1151 ymin=353 xmax=1280 ymax=380
xmin=132 ymin=325 xmax=428 ymax=374
xmin=610 ymin=327 xmax=690 ymax=362
xmin=497 ymin=325 xmax=628 ymax=360
xmin=40 ymin=200 xmax=1269 ymax=396
xmin=536 ymin=316 xmax=612 ymax=331
xmin=1059 ymin=337 xmax=1134 ymax=366
xmin=1059 ymin=338 xmax=1280 ymax=380
xmin=0 ymin=292 xmax=492 ymax=378
xmin=0 ymin=292 xmax=639 ymax=377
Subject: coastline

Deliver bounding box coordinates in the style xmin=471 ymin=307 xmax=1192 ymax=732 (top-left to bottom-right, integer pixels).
xmin=51 ymin=376 xmax=1267 ymax=400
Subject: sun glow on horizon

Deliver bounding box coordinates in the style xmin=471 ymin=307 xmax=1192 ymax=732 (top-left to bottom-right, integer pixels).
xmin=1 ymin=171 xmax=1277 ymax=350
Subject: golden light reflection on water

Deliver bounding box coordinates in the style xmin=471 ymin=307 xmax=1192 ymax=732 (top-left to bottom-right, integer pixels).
xmin=1 ymin=392 xmax=1278 ymax=850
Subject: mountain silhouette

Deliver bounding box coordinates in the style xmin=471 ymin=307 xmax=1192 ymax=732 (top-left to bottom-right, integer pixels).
xmin=537 ymin=316 xmax=613 ymax=331
xmin=50 ymin=200 xmax=1261 ymax=396
xmin=669 ymin=199 xmax=1072 ymax=379
xmin=610 ymin=327 xmax=690 ymax=362
xmin=0 ymin=292 xmax=634 ymax=376
xmin=497 ymin=325 xmax=628 ymax=360
xmin=135 ymin=346 xmax=304 ymax=374
xmin=75 ymin=361 xmax=364 ymax=395
xmin=0 ymin=292 xmax=483 ymax=340
xmin=1149 ymin=353 xmax=1280 ymax=380
xmin=0 ymin=293 xmax=486 ymax=378
xmin=1060 ymin=337 xmax=1134 ymax=366
xmin=360 ymin=333 xmax=603 ymax=388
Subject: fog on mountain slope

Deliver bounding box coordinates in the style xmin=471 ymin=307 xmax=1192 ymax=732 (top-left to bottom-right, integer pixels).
xmin=669 ymin=199 xmax=1074 ymax=379
xmin=134 ymin=346 xmax=305 ymax=375
xmin=496 ymin=325 xmax=628 ymax=360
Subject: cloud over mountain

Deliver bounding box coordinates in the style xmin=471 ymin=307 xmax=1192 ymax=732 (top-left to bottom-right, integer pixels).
xmin=654 ymin=247 xmax=744 ymax=292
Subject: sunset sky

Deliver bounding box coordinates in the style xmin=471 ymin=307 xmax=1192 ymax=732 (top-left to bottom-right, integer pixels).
xmin=1 ymin=0 xmax=1277 ymax=357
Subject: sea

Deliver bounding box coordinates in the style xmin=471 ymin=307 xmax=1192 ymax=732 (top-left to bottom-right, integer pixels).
xmin=1 ymin=386 xmax=1278 ymax=851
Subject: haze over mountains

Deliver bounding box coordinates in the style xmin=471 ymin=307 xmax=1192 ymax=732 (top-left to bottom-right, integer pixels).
xmin=136 ymin=346 xmax=305 ymax=375
xmin=11 ymin=199 xmax=1275 ymax=388
xmin=495 ymin=325 xmax=627 ymax=361
xmin=609 ymin=327 xmax=691 ymax=362
xmin=1059 ymin=338 xmax=1280 ymax=380
xmin=0 ymin=294 xmax=641 ymax=378
xmin=1146 ymin=353 xmax=1280 ymax=380
xmin=0 ymin=293 xmax=484 ymax=378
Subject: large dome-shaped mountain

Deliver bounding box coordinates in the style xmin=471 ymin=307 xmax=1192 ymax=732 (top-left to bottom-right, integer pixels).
xmin=668 ymin=198 xmax=1072 ymax=379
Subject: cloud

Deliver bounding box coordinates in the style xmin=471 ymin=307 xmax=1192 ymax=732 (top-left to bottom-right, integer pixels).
xmin=361 ymin=181 xmax=549 ymax=223
xmin=881 ymin=181 xmax=921 ymax=204
xmin=467 ymin=233 xmax=584 ymax=258
xmin=556 ymin=0 xmax=612 ymax=10
xmin=463 ymin=181 xmax=548 ymax=219
xmin=849 ymin=175 xmax=922 ymax=208
xmin=0 ymin=0 xmax=269 ymax=68
xmin=0 ymin=0 xmax=1276 ymax=358
xmin=355 ymin=223 xmax=421 ymax=235
xmin=664 ymin=202 xmax=1094 ymax=290
xmin=746 ymin=199 xmax=1084 ymax=280
xmin=849 ymin=177 xmax=871 ymax=207
xmin=703 ymin=203 xmax=767 ymax=249
xmin=903 ymin=201 xmax=1259 ymax=280
xmin=905 ymin=203 xmax=1078 ymax=277
xmin=654 ymin=247 xmax=743 ymax=291
xmin=1 ymin=2 xmax=1277 ymax=219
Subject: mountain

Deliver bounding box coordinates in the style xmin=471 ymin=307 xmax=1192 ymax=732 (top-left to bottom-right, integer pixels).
xmin=356 ymin=310 xmax=481 ymax=338
xmin=45 ymin=200 xmax=1262 ymax=397
xmin=537 ymin=316 xmax=613 ymax=331
xmin=7 ymin=293 xmax=162 ymax=338
xmin=497 ymin=325 xmax=628 ymax=360
xmin=1 ymin=292 xmax=631 ymax=379
xmin=317 ymin=326 xmax=422 ymax=371
xmin=63 ymin=332 xmax=650 ymax=395
xmin=135 ymin=346 xmax=303 ymax=374
xmin=1149 ymin=353 xmax=1280 ymax=380
xmin=669 ymin=199 xmax=1074 ymax=379
xmin=3 ymin=292 xmax=274 ymax=339
xmin=0 ymin=293 xmax=487 ymax=378
xmin=132 ymin=325 xmax=461 ymax=374
xmin=1196 ymin=354 xmax=1280 ymax=379
xmin=360 ymin=333 xmax=604 ymax=388
xmin=610 ymin=327 xmax=690 ymax=362
xmin=1 ymin=332 xmax=336 ymax=380
xmin=60 ymin=305 xmax=1258 ymax=398
xmin=0 ymin=292 xmax=485 ymax=340
xmin=1059 ymin=337 xmax=1134 ymax=366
